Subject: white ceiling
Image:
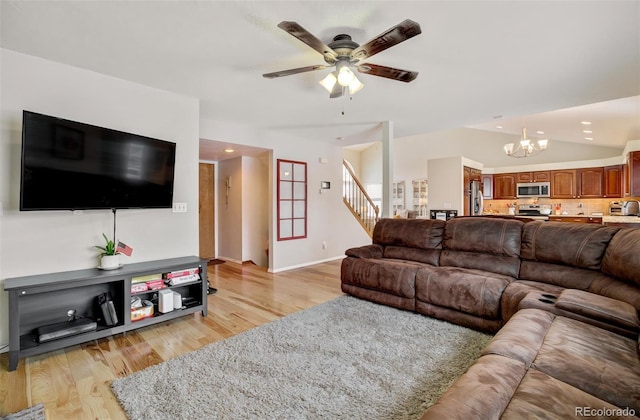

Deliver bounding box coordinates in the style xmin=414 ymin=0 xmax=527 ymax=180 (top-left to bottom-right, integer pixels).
xmin=2 ymin=1 xmax=639 ymax=161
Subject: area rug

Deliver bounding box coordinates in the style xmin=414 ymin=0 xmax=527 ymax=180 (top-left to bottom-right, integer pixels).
xmin=111 ymin=296 xmax=492 ymax=419
xmin=1 ymin=404 xmax=45 ymax=420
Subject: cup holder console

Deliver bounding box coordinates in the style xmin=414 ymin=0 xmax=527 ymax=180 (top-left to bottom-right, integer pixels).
xmin=541 ymin=293 xmax=558 ymax=300
xmin=538 ymin=298 xmax=555 ymax=304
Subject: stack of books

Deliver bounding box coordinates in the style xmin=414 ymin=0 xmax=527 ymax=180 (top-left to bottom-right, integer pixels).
xmin=163 ymin=267 xmax=200 ymax=286
xmin=131 ymin=273 xmax=164 ymax=294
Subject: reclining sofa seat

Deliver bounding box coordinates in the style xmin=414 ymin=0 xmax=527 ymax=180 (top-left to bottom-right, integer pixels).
xmin=415 ymin=217 xmax=524 ymax=333
xmin=501 ymin=221 xmax=640 ymax=324
xmin=340 ymin=218 xmax=445 ymax=311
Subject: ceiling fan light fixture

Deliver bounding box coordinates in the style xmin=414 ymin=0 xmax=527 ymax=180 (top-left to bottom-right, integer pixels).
xmin=336 ymin=61 xmax=355 ymax=87
xmin=319 ymin=72 xmax=338 ymax=93
xmin=348 ymin=76 xmax=364 ymax=94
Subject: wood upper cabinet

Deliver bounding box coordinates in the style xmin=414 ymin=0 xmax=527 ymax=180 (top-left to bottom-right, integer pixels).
xmin=577 ymin=167 xmax=604 ymax=198
xmin=470 ymin=168 xmax=482 ymax=181
xmin=603 ymin=165 xmax=623 ymax=198
xmin=482 ymin=174 xmax=493 ymax=199
xmin=630 ymin=151 xmax=640 ymax=197
xmin=551 ymin=170 xmax=577 ymax=199
xmin=493 ymin=173 xmax=517 ymax=199
xmin=516 ymin=171 xmax=551 ymax=183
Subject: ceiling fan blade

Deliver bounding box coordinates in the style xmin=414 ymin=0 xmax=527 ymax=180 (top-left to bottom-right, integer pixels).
xmin=263 ymin=64 xmax=330 ymax=79
xmin=277 ymin=21 xmax=338 ymax=63
xmin=351 ymin=19 xmax=422 ymax=61
xmin=357 ymin=63 xmax=418 ymax=82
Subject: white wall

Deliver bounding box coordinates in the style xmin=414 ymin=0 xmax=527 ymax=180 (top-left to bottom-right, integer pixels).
xmin=0 ymin=49 xmax=200 ymax=347
xmin=242 ymin=154 xmax=269 ymax=267
xmin=427 ymin=157 xmax=464 ymax=215
xmin=217 ymin=157 xmax=243 ymax=263
xmin=200 ymin=118 xmax=371 ymax=272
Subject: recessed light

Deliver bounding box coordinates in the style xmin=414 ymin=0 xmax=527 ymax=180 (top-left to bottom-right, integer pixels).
xmin=583 ymin=130 xmax=592 ymax=134
xmin=495 ymin=125 xmax=503 ymax=129
xmin=581 ymin=121 xmax=592 ymax=125
xmin=536 ymin=131 xmax=544 ymax=135
xmin=585 ymin=137 xmax=594 ymax=141
xmin=224 ymin=148 xmax=234 ymax=153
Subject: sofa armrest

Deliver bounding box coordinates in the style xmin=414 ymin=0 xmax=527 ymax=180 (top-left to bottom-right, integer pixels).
xmin=345 ymin=244 xmax=383 ymax=259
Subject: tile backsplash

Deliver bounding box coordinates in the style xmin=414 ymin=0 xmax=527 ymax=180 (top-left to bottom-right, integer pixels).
xmin=484 ymin=196 xmax=640 ymax=216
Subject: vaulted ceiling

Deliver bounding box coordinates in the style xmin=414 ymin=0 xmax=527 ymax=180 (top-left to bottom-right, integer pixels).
xmin=2 ymin=1 xmax=639 ymax=158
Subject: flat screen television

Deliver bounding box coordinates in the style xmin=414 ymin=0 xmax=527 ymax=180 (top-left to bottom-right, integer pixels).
xmin=20 ymin=110 xmax=176 ymax=211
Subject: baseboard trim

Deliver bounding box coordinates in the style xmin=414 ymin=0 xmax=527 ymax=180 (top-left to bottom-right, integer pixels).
xmin=268 ymin=255 xmax=344 ymax=273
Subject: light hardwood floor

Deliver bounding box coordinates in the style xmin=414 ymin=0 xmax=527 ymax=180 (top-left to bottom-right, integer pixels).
xmin=0 ymin=259 xmax=344 ymax=419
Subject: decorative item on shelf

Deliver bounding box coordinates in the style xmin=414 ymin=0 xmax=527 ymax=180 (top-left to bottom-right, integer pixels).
xmin=95 ymin=233 xmax=121 ymax=270
xmin=504 ymin=128 xmax=549 ymax=158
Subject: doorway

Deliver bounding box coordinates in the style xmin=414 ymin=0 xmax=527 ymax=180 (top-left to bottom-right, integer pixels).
xmin=199 ymin=163 xmax=215 ymax=260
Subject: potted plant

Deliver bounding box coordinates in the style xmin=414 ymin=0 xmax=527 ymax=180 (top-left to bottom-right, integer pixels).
xmin=95 ymin=233 xmax=120 ymax=269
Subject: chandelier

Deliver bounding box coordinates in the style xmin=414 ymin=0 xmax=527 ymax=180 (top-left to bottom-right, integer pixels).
xmin=504 ymin=128 xmax=549 ymax=158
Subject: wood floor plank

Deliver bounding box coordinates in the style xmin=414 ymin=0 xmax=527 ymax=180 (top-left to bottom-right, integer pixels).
xmin=0 ymin=259 xmax=343 ymax=418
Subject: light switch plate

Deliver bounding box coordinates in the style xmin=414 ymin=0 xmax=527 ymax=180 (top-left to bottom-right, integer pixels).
xmin=172 ymin=202 xmax=187 ymax=213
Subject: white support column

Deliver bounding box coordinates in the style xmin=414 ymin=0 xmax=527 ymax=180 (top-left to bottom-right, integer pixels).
xmin=381 ymin=121 xmax=394 ymax=218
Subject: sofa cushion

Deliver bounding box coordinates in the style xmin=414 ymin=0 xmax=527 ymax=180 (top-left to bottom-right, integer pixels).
xmin=521 ymin=221 xmax=619 ymax=270
xmin=415 ymin=265 xmax=512 ymax=319
xmin=443 ymin=217 xmax=523 ymax=257
xmin=533 ymin=316 xmax=640 ymax=411
xmin=501 ymin=369 xmax=630 ymax=419
xmin=420 ymin=354 xmax=526 ymax=420
xmin=340 ymin=257 xmax=418 ymax=299
xmin=440 ymin=217 xmax=523 ymax=278
xmin=602 ymin=227 xmax=640 ymax=287
xmin=345 ymin=244 xmax=383 ymax=259
xmin=372 ymin=218 xmax=445 ymax=249
xmin=555 ymin=289 xmax=640 ymax=331
xmin=482 ymin=308 xmax=555 ymax=366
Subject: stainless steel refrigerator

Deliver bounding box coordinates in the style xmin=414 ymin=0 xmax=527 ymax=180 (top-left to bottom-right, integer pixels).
xmin=469 ymin=180 xmax=483 ymax=216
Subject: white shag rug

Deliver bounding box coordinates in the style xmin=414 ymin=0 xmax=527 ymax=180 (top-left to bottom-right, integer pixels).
xmin=111 ymin=296 xmax=492 ymax=419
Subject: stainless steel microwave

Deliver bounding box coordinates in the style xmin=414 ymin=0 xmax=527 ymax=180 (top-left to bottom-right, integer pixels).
xmin=516 ymin=182 xmax=550 ymax=198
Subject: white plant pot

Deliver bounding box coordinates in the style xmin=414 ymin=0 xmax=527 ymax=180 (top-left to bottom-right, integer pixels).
xmin=100 ymin=254 xmax=120 ymax=269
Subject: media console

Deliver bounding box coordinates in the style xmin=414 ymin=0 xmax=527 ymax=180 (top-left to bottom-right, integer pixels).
xmin=4 ymin=256 xmax=207 ymax=371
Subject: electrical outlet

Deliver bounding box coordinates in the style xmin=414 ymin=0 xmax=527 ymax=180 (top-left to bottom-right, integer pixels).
xmin=172 ymin=202 xmax=187 ymax=213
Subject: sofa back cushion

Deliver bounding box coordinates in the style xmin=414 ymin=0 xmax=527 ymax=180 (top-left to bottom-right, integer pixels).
xmin=372 ymin=218 xmax=445 ymax=265
xmin=601 ymin=227 xmax=640 ymax=287
xmin=521 ymin=221 xmax=619 ymax=270
xmin=440 ymin=217 xmax=524 ymax=278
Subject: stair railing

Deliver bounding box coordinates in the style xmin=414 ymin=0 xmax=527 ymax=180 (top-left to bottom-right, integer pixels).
xmin=342 ymin=159 xmax=380 ymax=237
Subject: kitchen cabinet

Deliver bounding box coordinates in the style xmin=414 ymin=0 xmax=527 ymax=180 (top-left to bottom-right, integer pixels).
xmin=516 ymin=171 xmax=551 ymax=183
xmin=551 ymin=170 xmax=577 ymax=199
xmin=493 ymin=173 xmax=517 ymax=199
xmin=548 ymin=216 xmax=603 ymax=224
xmin=577 ymin=167 xmax=604 ymax=198
xmin=463 ymin=167 xmax=482 ymax=216
xmin=412 ymin=179 xmax=428 ymax=216
xmin=603 ymin=165 xmax=623 ymax=198
xmin=629 ymin=151 xmax=640 ymax=197
xmin=392 ymin=181 xmax=405 ymax=215
xmin=482 ymin=174 xmax=493 ymax=199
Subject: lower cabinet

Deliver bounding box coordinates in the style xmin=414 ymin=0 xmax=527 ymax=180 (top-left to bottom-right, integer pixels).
xmin=4 ymin=256 xmax=207 ymax=371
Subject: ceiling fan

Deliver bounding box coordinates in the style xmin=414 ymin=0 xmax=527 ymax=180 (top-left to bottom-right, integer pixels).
xmin=263 ymin=20 xmax=422 ymax=98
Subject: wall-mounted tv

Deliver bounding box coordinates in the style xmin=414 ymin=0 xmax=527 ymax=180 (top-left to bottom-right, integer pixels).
xmin=20 ymin=111 xmax=176 ymax=211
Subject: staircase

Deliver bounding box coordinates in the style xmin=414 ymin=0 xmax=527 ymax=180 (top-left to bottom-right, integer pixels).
xmin=343 ymin=159 xmax=380 ymax=237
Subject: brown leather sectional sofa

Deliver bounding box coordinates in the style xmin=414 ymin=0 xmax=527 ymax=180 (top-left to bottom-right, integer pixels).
xmin=341 ymin=217 xmax=640 ymax=417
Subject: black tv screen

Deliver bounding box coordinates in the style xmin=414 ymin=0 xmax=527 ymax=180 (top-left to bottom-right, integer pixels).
xmin=20 ymin=111 xmax=176 ymax=211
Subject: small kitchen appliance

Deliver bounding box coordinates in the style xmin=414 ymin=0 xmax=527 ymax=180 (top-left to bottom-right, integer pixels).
xmin=609 ymin=201 xmax=639 ymax=216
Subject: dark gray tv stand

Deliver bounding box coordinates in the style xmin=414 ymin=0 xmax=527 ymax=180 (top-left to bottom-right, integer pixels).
xmin=4 ymin=256 xmax=207 ymax=371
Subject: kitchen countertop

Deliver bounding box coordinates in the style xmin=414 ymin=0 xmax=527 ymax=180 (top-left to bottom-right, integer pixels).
xmin=602 ymin=215 xmax=640 ymax=224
